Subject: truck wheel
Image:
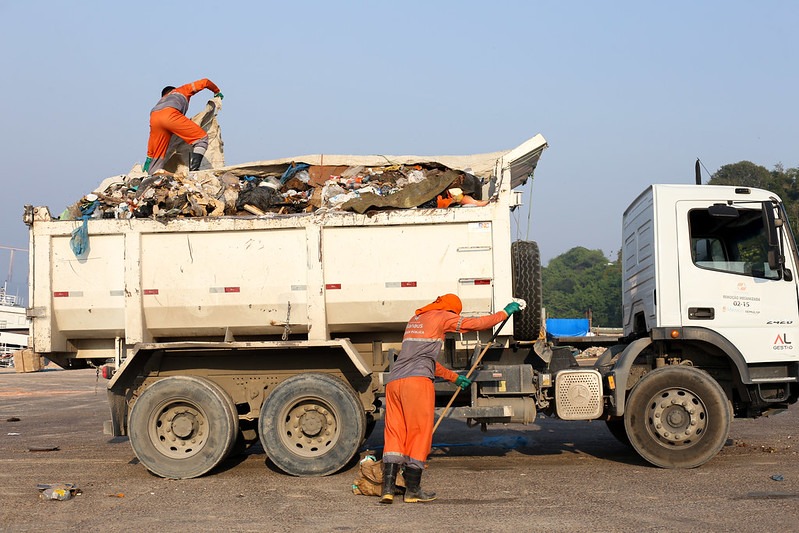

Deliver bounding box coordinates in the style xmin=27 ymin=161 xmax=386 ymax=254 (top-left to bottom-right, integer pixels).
xmin=511 ymin=240 xmax=543 ymax=341
xmin=128 ymin=376 xmax=239 ymax=479
xmin=624 ymin=366 xmax=730 ymax=468
xmin=605 ymin=418 xmax=632 ymax=447
xmin=259 ymin=373 xmax=365 ymax=477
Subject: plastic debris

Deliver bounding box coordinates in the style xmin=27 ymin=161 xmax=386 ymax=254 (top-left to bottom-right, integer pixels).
xmin=58 ymin=158 xmax=488 ymax=223
xmin=771 ymin=474 xmax=784 ymax=482
xmin=37 ymin=483 xmax=81 ymax=501
xmin=6 ymin=417 xmax=20 ymax=422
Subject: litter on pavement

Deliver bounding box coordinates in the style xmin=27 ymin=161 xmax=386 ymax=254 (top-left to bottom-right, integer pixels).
xmin=37 ymin=483 xmax=81 ymax=501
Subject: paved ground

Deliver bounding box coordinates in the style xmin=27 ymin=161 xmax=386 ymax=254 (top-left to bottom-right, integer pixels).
xmin=1 ymin=367 xmax=797 ymax=532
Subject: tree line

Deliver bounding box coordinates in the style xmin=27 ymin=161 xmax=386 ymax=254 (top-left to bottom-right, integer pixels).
xmin=542 ymin=159 xmax=799 ymax=327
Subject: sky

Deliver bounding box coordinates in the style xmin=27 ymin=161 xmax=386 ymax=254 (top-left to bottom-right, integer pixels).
xmin=1 ymin=1 xmax=797 ymax=300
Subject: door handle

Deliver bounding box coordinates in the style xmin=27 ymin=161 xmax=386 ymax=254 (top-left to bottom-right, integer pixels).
xmin=688 ymin=307 xmax=715 ymax=320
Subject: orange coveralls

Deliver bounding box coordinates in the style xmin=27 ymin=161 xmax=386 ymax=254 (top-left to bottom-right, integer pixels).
xmin=383 ymin=296 xmax=508 ymax=470
xmin=146 ymin=79 xmax=220 ymax=173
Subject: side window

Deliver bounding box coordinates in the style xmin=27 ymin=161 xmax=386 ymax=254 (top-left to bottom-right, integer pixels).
xmin=689 ymin=208 xmax=780 ymax=280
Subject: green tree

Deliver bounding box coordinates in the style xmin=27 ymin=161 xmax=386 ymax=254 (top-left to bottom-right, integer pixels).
xmin=708 ymin=161 xmax=799 ymax=236
xmin=708 ymin=161 xmax=775 ymax=189
xmin=542 ymin=247 xmax=622 ymax=327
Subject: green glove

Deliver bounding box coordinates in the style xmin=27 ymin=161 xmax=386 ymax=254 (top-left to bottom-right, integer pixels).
xmin=503 ymin=302 xmax=521 ymax=315
xmin=215 ymin=92 xmax=224 ymax=99
xmin=143 ymin=156 xmax=152 ymax=173
xmin=455 ymin=375 xmax=472 ymax=390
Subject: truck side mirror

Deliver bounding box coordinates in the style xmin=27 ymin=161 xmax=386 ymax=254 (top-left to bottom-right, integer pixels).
xmin=762 ymin=201 xmax=784 ymax=273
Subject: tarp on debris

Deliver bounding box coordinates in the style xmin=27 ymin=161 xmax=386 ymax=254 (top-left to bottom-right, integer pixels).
xmin=222 ymin=151 xmax=505 ymax=181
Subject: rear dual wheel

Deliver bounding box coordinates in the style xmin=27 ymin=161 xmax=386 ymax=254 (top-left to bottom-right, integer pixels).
xmin=128 ymin=376 xmax=239 ymax=479
xmin=259 ymin=373 xmax=365 ymax=477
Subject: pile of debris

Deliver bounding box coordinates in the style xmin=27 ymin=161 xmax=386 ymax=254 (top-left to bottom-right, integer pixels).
xmin=59 ymin=97 xmax=496 ymax=221
xmin=60 ymin=160 xmax=489 ymax=221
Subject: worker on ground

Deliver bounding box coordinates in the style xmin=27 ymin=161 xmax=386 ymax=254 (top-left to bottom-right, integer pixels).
xmin=143 ymin=78 xmax=223 ymax=174
xmin=380 ymin=294 xmax=521 ymax=504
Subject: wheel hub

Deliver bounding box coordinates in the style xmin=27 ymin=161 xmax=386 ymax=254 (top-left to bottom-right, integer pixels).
xmin=170 ymin=412 xmax=197 ymax=438
xmin=299 ymin=410 xmax=326 ymax=437
xmin=150 ymin=403 xmax=208 ymax=458
xmin=280 ymin=401 xmax=338 ymax=457
xmin=648 ymin=388 xmax=706 ymax=446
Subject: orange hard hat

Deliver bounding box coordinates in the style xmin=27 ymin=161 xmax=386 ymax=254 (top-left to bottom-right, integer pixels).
xmin=416 ymin=293 xmax=462 ymax=315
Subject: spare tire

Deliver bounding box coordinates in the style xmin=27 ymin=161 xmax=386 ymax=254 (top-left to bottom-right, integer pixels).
xmin=511 ymin=240 xmax=543 ymax=341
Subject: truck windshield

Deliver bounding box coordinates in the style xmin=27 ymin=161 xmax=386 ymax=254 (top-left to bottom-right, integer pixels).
xmin=689 ymin=207 xmax=780 ymax=280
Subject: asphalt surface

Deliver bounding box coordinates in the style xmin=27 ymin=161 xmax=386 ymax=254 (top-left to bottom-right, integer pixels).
xmin=1 ymin=367 xmax=798 ymax=532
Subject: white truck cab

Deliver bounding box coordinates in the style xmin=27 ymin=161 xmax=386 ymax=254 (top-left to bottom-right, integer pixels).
xmin=598 ymin=184 xmax=799 ymax=467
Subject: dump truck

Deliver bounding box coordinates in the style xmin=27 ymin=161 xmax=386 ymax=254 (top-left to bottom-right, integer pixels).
xmin=23 ymin=134 xmax=799 ymax=478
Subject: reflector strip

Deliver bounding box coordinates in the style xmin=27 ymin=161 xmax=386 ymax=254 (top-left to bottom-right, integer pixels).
xmin=210 ymin=287 xmax=241 ymax=293
xmin=458 ymin=278 xmax=493 ymax=285
xmin=326 ymin=284 xmax=342 ymax=290
xmin=53 ymin=292 xmax=69 ymax=298
xmin=143 ymin=289 xmax=159 ymax=295
xmin=386 ymin=281 xmax=418 ymax=288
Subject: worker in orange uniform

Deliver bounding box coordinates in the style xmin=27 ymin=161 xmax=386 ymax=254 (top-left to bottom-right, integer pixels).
xmin=143 ymin=79 xmax=223 ymax=174
xmin=380 ymin=294 xmax=521 ymax=503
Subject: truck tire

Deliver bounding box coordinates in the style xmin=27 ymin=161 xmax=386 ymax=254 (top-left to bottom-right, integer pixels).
xmin=128 ymin=376 xmax=239 ymax=479
xmin=511 ymin=240 xmax=543 ymax=341
xmin=259 ymin=373 xmax=366 ymax=477
xmin=624 ymin=366 xmax=731 ymax=468
xmin=605 ymin=418 xmax=632 ymax=447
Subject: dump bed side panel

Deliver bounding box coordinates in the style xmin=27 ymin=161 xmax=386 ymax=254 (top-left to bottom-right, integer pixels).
xmin=30 ymin=209 xmax=507 ymax=354
xmin=322 ymin=221 xmax=495 ymax=332
xmin=141 ymin=228 xmax=308 ymax=337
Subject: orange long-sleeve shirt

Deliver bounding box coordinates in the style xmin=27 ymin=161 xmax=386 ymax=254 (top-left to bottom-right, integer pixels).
xmin=150 ymin=78 xmax=220 ymax=116
xmin=387 ymin=309 xmax=508 ymax=383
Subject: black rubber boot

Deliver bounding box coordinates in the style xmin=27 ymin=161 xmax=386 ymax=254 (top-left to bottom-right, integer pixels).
xmin=379 ymin=462 xmax=399 ymax=504
xmin=189 ymin=152 xmax=204 ymax=171
xmin=402 ymin=466 xmax=436 ymax=503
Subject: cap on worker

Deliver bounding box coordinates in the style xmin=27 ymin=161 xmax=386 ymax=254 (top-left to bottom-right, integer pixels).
xmin=416 ymin=293 xmax=462 ymax=316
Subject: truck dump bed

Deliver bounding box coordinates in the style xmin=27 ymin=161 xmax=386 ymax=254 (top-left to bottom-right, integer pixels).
xmin=26 ymin=135 xmax=548 ymax=362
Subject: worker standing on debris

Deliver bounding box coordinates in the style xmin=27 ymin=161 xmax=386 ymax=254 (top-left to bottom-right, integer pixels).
xmin=380 ymin=294 xmax=521 ymax=504
xmin=143 ymin=78 xmax=223 ymax=174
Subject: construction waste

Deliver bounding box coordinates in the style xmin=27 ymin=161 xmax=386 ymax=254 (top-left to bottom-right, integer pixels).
xmin=58 ymin=99 xmax=501 ymax=222
xmin=61 ymin=161 xmax=488 ymax=222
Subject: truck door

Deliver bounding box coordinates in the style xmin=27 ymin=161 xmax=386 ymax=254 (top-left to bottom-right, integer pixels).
xmin=676 ymin=200 xmax=799 ymax=364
